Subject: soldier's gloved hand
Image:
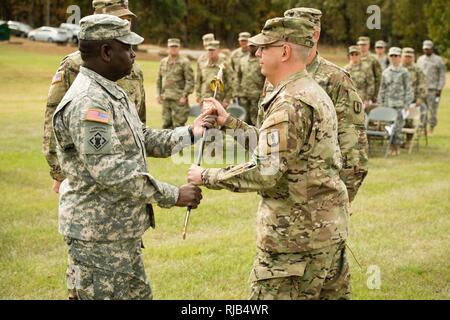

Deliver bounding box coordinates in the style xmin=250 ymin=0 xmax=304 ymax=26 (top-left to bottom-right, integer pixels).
xmin=203 ymin=98 xmax=230 ymax=127
xmin=187 ymin=165 xmax=205 ymax=186
xmin=436 ymin=90 xmax=441 ymax=97
xmin=176 ymin=183 xmax=203 ymax=209
xmin=192 ymin=108 xmax=218 ymax=137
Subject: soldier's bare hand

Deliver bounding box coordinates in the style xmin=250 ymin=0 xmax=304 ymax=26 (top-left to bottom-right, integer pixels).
xmin=203 ymin=98 xmax=230 ymax=126
xmin=187 ymin=165 xmax=204 ymax=186
xmin=192 ymin=108 xmax=217 ymax=137
xmin=52 ymin=179 xmax=62 ymax=194
xmin=176 ymin=183 xmax=202 ymax=209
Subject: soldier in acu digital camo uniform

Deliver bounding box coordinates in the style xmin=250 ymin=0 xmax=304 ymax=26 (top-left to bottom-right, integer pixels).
xmin=188 ymin=17 xmax=351 ymax=300
xmin=417 ymin=40 xmax=447 ymax=135
xmin=52 ymin=14 xmax=217 ymax=300
xmin=234 ymin=42 xmax=265 ymax=125
xmin=156 ymin=38 xmax=194 ymax=129
xmin=378 ymin=47 xmax=414 ymax=156
xmin=344 ymin=45 xmax=375 ymax=110
xmin=402 ymin=47 xmax=428 ymax=147
xmin=43 ymin=0 xmax=147 ymax=194
xmin=358 ymin=36 xmax=382 ymax=102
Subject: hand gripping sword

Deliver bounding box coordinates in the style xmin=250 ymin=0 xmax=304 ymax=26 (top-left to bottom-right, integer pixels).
xmin=182 ymin=64 xmax=224 ymax=240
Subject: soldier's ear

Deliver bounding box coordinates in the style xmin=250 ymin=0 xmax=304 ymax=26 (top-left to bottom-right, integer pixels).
xmin=99 ymin=43 xmax=112 ymax=63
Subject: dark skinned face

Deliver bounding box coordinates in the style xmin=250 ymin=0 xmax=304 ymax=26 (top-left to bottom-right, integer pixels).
xmin=249 ymin=45 xmax=258 ymax=56
xmin=107 ymin=40 xmax=136 ymax=80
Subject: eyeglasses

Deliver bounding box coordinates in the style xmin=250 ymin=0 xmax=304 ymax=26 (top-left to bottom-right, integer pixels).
xmin=259 ymin=44 xmax=284 ymax=52
xmin=390 ymin=55 xmax=400 ymax=57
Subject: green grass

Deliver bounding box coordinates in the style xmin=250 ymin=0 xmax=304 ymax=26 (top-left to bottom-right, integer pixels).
xmin=0 ymin=43 xmax=449 ymax=300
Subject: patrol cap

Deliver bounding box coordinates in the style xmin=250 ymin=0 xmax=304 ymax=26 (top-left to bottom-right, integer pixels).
xmin=402 ymin=47 xmax=415 ymax=57
xmin=357 ymin=36 xmax=371 ymax=45
xmin=248 ymin=17 xmax=315 ymax=48
xmin=375 ymin=40 xmax=386 ymax=48
xmin=167 ymin=38 xmax=181 ymax=47
xmin=202 ymin=33 xmax=215 ymax=46
xmin=238 ymin=32 xmax=251 ymax=41
xmin=79 ymin=14 xmax=144 ymax=45
xmin=423 ymin=40 xmax=433 ymax=49
xmin=388 ymin=47 xmax=402 ymax=56
xmin=206 ymin=40 xmax=220 ymax=50
xmin=348 ymin=45 xmax=360 ymax=54
xmin=92 ymin=0 xmax=136 ymax=18
xmin=284 ymin=7 xmax=322 ymax=30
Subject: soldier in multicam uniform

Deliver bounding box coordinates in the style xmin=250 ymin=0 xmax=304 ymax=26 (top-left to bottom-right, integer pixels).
xmin=378 ymin=47 xmax=414 ymax=156
xmin=52 ymin=14 xmax=216 ymax=300
xmin=197 ymin=33 xmax=227 ymax=66
xmin=417 ymin=40 xmax=447 ymax=135
xmin=402 ymin=47 xmax=428 ymax=147
xmin=358 ymin=36 xmax=382 ymax=102
xmin=233 ymin=43 xmax=265 ymax=125
xmin=43 ymin=0 xmax=146 ymax=194
xmin=375 ymin=40 xmax=389 ymax=71
xmin=195 ymin=40 xmax=232 ymax=106
xmin=230 ymin=32 xmax=251 ymax=73
xmin=156 ymin=38 xmax=194 ymax=129
xmin=188 ymin=17 xmax=351 ymax=300
xmin=345 ymin=45 xmax=375 ymax=111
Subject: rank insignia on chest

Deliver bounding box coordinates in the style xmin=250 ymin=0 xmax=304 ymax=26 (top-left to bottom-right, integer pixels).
xmin=267 ymin=131 xmax=280 ymax=147
xmin=85 ymin=108 xmax=110 ymax=124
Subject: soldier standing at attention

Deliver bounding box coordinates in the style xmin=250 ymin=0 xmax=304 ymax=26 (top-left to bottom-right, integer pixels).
xmin=358 ymin=36 xmax=382 ymax=102
xmin=402 ymin=47 xmax=428 ymax=147
xmin=53 ymin=14 xmax=216 ymax=300
xmin=417 ymin=40 xmax=447 ymax=136
xmin=43 ymin=0 xmax=147 ymax=194
xmin=195 ymin=40 xmax=232 ymax=107
xmin=345 ymin=45 xmax=375 ymax=112
xmin=234 ymin=43 xmax=265 ymax=125
xmin=378 ymin=47 xmax=413 ymax=156
xmin=375 ymin=40 xmax=389 ymax=71
xmin=156 ymin=38 xmax=194 ymax=129
xmin=188 ymin=16 xmax=351 ymax=300
xmin=230 ymin=32 xmax=251 ymax=73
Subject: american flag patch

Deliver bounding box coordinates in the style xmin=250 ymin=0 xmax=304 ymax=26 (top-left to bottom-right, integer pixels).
xmin=51 ymin=71 xmax=63 ymax=85
xmin=84 ymin=108 xmax=110 ymax=124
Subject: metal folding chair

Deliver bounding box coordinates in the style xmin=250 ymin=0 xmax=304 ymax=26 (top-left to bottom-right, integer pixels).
xmin=365 ymin=106 xmax=398 ymax=158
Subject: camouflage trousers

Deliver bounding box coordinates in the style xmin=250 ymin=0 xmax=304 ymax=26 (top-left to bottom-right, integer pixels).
xmin=391 ymin=107 xmax=405 ymax=146
xmin=249 ymin=242 xmax=351 ymax=300
xmin=426 ymin=89 xmax=440 ymax=129
xmin=239 ymin=97 xmax=259 ymax=126
xmin=162 ymin=99 xmax=190 ymax=129
xmin=65 ymin=237 xmax=152 ymax=300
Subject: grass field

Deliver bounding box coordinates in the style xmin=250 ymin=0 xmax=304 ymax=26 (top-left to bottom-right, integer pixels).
xmin=0 ymin=40 xmax=449 ymax=300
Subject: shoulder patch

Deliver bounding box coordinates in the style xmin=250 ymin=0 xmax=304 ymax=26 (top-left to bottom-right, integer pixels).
xmin=84 ymin=108 xmax=110 ymax=124
xmin=52 ymin=71 xmax=64 ymax=85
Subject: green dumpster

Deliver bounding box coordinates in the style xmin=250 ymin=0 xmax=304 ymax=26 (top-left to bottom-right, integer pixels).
xmin=0 ymin=21 xmax=10 ymax=41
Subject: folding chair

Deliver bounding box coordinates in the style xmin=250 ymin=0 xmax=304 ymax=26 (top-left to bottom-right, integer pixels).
xmin=365 ymin=106 xmax=398 ymax=158
xmin=402 ymin=105 xmax=422 ymax=154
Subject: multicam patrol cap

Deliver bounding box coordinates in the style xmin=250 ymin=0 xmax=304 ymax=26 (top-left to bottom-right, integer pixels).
xmin=92 ymin=0 xmax=136 ymax=18
xmin=422 ymin=40 xmax=433 ymax=49
xmin=284 ymin=7 xmax=322 ymax=30
xmin=206 ymin=40 xmax=220 ymax=50
xmin=357 ymin=36 xmax=371 ymax=45
xmin=402 ymin=47 xmax=415 ymax=57
xmin=388 ymin=47 xmax=402 ymax=56
xmin=79 ymin=14 xmax=144 ymax=45
xmin=248 ymin=17 xmax=315 ymax=48
xmin=375 ymin=40 xmax=387 ymax=48
xmin=238 ymin=32 xmax=251 ymax=41
xmin=167 ymin=38 xmax=181 ymax=47
xmin=348 ymin=45 xmax=360 ymax=54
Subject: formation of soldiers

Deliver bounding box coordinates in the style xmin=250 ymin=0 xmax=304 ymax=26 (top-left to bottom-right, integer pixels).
xmin=42 ymin=0 xmax=447 ymax=300
xmin=344 ymin=37 xmax=446 ymax=155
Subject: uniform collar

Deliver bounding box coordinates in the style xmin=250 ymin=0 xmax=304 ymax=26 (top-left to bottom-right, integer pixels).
xmin=306 ymin=51 xmax=320 ymax=74
xmin=80 ymin=66 xmax=125 ymax=100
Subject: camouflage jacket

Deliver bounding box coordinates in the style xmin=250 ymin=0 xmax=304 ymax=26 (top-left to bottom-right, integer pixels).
xmin=53 ymin=67 xmax=193 ymax=241
xmin=195 ymin=57 xmax=232 ymax=102
xmin=377 ymin=54 xmax=389 ymax=71
xmin=203 ymin=71 xmax=349 ymax=255
xmin=345 ymin=62 xmax=376 ymax=102
xmin=43 ymin=50 xmax=146 ymax=181
xmin=378 ymin=65 xmax=414 ymax=108
xmin=230 ymin=47 xmax=249 ymax=72
xmin=156 ymin=55 xmax=194 ymax=101
xmin=403 ymin=63 xmax=428 ymax=103
xmin=417 ymin=53 xmax=447 ymax=91
xmin=261 ymin=53 xmax=368 ymax=202
xmin=361 ymin=53 xmax=382 ymax=100
xmin=234 ymin=54 xmax=265 ymax=99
